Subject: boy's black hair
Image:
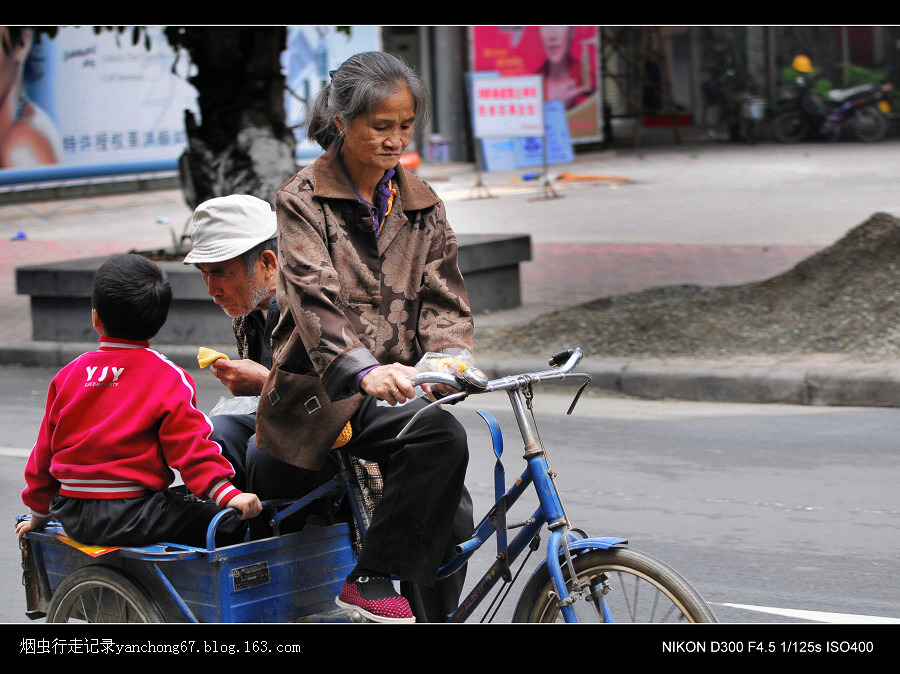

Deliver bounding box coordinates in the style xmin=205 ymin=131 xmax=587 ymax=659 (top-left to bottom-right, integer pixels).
xmin=91 ymin=254 xmax=172 ymax=340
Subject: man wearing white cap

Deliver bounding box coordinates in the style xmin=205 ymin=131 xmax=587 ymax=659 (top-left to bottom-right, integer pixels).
xmin=183 ymin=195 xmax=280 ymax=491
xmin=184 ymin=195 xmax=279 ymax=392
xmin=184 ymin=194 xmax=371 ymax=536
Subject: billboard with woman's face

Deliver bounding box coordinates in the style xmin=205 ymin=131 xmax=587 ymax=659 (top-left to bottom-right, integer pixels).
xmin=0 ymin=26 xmax=383 ymax=185
xmin=0 ymin=26 xmax=198 ymax=185
xmin=470 ymin=26 xmax=602 ymax=142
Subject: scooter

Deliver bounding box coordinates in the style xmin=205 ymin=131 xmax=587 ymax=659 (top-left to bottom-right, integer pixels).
xmin=772 ymin=73 xmax=892 ymax=143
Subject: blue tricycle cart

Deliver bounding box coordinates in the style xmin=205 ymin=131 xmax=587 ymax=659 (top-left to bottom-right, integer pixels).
xmin=18 ymin=348 xmax=718 ymax=624
xmin=19 ymin=476 xmax=367 ymax=623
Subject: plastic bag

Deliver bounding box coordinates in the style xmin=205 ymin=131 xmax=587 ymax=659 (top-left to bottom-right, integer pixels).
xmin=209 ymin=395 xmax=260 ymax=416
xmin=416 ymin=350 xmax=473 ymax=377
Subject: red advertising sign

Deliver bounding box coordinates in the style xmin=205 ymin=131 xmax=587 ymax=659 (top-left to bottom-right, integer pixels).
xmin=471 ymin=75 xmax=544 ymax=138
xmin=470 ymin=26 xmax=602 ymax=142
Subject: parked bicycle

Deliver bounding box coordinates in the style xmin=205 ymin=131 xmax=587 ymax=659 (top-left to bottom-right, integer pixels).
xmin=18 ymin=347 xmax=717 ymax=624
xmin=702 ymin=69 xmax=766 ymax=145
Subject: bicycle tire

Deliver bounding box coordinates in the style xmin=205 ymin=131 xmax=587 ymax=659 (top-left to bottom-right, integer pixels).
xmin=512 ymin=547 xmax=717 ymax=623
xmin=849 ymin=106 xmax=888 ymax=142
xmin=46 ymin=565 xmax=165 ymax=623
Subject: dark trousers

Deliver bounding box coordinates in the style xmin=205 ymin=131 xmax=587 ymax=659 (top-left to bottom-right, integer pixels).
xmin=50 ymin=492 xmax=247 ymax=549
xmin=346 ymin=396 xmax=470 ymax=589
xmin=245 ymin=439 xmax=341 ymax=539
xmin=400 ymin=485 xmax=473 ymax=622
xmin=209 ymin=412 xmax=256 ymax=491
xmin=246 ymin=395 xmax=473 ymax=621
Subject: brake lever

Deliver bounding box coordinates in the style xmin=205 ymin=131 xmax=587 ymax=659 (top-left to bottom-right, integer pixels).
xmin=396 ymin=392 xmax=468 ymax=438
xmin=398 ymin=367 xmax=489 ymax=438
xmin=567 ymin=376 xmax=593 ymax=415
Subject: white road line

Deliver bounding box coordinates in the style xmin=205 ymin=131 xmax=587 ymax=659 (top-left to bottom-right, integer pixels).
xmin=719 ymin=603 xmax=900 ymax=624
xmin=1 ymin=437 xmax=896 ymax=628
xmin=0 ymin=447 xmax=31 ymax=458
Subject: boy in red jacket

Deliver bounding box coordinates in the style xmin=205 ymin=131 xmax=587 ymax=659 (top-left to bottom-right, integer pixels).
xmin=16 ymin=254 xmax=261 ymax=547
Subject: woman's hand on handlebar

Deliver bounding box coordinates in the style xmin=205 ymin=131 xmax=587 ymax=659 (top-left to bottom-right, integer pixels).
xmin=361 ymin=363 xmax=419 ymax=405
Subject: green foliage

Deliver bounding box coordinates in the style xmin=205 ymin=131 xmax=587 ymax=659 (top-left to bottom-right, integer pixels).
xmin=812 ymin=79 xmax=833 ymax=100
xmin=780 ymin=65 xmax=833 ymax=99
xmin=840 ymin=63 xmax=887 ymax=87
xmin=780 ymin=64 xmax=821 ymax=83
xmin=837 ymin=64 xmax=898 ymax=109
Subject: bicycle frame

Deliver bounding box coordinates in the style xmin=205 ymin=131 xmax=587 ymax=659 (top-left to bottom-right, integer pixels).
xmin=233 ymin=348 xmax=628 ymax=623
xmin=404 ymin=347 xmax=628 ymax=623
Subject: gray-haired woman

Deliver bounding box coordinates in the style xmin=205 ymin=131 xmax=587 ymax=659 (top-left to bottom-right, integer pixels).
xmin=255 ymin=51 xmax=474 ymax=623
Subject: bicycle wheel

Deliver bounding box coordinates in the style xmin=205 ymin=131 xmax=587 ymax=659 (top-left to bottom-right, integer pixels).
xmin=513 ymin=547 xmax=717 ymax=623
xmin=46 ymin=566 xmax=165 ymax=623
xmin=849 ymin=106 xmax=888 ymax=142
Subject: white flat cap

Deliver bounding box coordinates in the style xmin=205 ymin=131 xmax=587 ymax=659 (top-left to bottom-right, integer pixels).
xmin=183 ymin=194 xmax=277 ymax=265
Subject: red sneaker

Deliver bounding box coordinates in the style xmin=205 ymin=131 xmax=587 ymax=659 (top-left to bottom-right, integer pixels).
xmin=335 ymin=576 xmax=415 ymax=623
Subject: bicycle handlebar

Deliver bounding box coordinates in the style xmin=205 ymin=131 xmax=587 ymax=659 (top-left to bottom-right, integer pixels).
xmin=398 ymin=348 xmax=589 ymax=439
xmin=408 ymin=346 xmax=585 ymax=396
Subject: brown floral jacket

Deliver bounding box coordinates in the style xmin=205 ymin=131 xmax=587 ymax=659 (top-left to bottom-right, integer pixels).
xmin=254 ymin=147 xmax=474 ymax=469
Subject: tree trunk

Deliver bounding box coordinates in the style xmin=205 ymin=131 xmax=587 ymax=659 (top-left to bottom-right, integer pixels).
xmin=166 ymin=26 xmax=297 ymax=209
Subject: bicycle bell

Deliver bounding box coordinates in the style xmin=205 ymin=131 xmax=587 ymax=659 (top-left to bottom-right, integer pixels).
xmin=458 ymin=367 xmax=488 ymax=391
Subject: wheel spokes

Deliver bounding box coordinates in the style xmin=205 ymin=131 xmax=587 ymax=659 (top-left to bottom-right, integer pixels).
xmin=59 ymin=582 xmax=153 ymax=622
xmin=571 ymin=568 xmax=699 ymax=623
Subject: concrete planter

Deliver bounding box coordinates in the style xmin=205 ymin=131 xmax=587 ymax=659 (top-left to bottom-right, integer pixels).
xmin=16 ymin=233 xmax=531 ymax=344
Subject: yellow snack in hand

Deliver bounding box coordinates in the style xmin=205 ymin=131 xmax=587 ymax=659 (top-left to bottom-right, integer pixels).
xmin=198 ymin=347 xmax=230 ymax=369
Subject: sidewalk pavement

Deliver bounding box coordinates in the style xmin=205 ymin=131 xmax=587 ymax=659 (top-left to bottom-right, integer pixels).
xmin=3 ymin=125 xmax=900 ymax=409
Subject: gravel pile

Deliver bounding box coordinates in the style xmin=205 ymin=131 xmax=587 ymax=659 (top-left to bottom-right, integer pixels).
xmin=476 ymin=212 xmax=900 ymax=362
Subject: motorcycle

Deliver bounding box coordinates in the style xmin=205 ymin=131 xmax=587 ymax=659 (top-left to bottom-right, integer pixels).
xmin=772 ymin=73 xmax=893 ymax=143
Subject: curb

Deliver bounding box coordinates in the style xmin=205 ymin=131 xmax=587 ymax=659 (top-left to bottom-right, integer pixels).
xmin=440 ymin=354 xmax=900 ymax=409
xmin=6 ymin=345 xmax=900 ymax=411
xmin=611 ymin=359 xmax=900 ymax=408
xmin=0 ymin=341 xmax=207 ymax=373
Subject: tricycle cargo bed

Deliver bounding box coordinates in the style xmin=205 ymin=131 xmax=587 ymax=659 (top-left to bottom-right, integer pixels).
xmin=22 ymin=521 xmax=356 ymax=623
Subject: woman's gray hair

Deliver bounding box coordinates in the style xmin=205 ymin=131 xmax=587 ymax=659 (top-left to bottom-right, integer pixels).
xmin=306 ymin=51 xmax=430 ymax=151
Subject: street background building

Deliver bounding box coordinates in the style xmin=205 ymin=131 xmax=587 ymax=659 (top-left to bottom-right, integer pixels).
xmin=3 ymin=26 xmax=897 ymax=200
xmin=384 ymin=26 xmax=899 ymax=161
